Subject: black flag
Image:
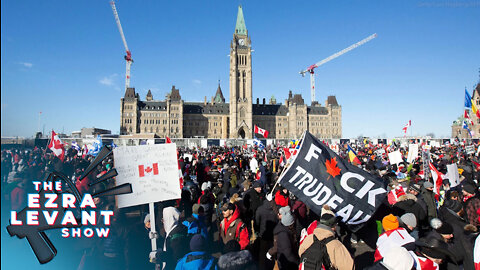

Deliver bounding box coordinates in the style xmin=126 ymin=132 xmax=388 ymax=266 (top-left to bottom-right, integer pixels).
xmin=278 ymin=131 xmax=387 ymax=231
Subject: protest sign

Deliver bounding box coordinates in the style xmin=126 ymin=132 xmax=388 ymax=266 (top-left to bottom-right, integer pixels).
xmin=113 ymin=144 xmax=181 ymax=208
xmin=388 ymin=151 xmax=403 ymax=165
xmin=466 ymin=145 xmax=475 ymax=155
xmin=446 ymin=163 xmax=460 ymax=187
xmin=278 ymin=131 xmax=387 ymax=231
xmin=407 ymin=144 xmax=419 ymax=164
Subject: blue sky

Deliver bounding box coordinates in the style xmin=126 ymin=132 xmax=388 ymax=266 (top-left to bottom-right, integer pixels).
xmin=1 ymin=0 xmax=479 ymax=139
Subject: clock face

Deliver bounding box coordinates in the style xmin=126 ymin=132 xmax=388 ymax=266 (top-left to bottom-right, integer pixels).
xmin=238 ymin=39 xmax=245 ymax=46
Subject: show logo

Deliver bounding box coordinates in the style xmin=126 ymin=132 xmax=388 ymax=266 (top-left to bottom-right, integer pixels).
xmin=6 ymin=145 xmax=133 ymax=264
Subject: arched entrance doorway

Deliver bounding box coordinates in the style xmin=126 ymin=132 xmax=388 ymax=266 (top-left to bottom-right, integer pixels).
xmin=238 ymin=127 xmax=246 ymax=139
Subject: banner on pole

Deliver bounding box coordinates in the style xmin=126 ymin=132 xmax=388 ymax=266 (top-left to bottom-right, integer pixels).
xmin=114 ymin=144 xmax=181 ymax=208
xmin=278 ymin=131 xmax=387 ymax=231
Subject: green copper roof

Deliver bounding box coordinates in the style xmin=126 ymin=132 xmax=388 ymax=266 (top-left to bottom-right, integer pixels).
xmin=235 ymin=5 xmax=247 ymax=36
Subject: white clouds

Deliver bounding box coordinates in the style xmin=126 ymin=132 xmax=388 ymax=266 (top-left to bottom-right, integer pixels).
xmin=99 ymin=74 xmax=120 ymax=90
xmin=18 ymin=62 xmax=33 ymax=68
xmin=193 ymin=79 xmax=202 ymax=85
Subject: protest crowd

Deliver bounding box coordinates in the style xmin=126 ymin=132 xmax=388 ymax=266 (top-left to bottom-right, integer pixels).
xmin=2 ymin=136 xmax=480 ymax=270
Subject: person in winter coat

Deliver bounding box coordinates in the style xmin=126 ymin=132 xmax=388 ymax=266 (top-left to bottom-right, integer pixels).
xmin=266 ymin=206 xmax=299 ymax=270
xmin=299 ymin=207 xmax=354 ymax=270
xmin=421 ymin=182 xmax=438 ymax=221
xmin=255 ymin=200 xmax=277 ymax=270
xmin=392 ymin=193 xmax=427 ymax=231
xmin=374 ymin=214 xmax=415 ymax=262
xmin=183 ymin=204 xmax=209 ymax=239
xmin=219 ymin=203 xmax=249 ymax=250
xmin=175 ymin=234 xmax=217 ymax=270
xmin=462 ymin=183 xmax=480 ymax=227
xmin=243 ymin=181 xmax=264 ymax=226
xmin=153 ymin=207 xmax=190 ymax=270
xmin=412 ymin=236 xmax=454 ymax=270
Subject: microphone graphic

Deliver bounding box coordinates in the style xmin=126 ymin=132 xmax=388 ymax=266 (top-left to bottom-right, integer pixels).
xmin=6 ymin=145 xmax=132 ymax=264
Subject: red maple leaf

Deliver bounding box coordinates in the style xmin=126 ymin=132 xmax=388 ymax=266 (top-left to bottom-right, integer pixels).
xmin=325 ymin=158 xmax=341 ymax=179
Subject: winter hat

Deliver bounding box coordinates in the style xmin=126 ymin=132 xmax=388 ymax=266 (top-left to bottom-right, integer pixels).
xmin=463 ymin=183 xmax=477 ymax=194
xmin=189 ymin=234 xmax=206 ymax=252
xmin=201 ymin=182 xmax=209 ymax=191
xmin=400 ymin=213 xmax=417 ymax=228
xmin=416 ymin=237 xmax=450 ymax=260
xmin=382 ymin=214 xmax=399 ymax=231
xmin=382 ymin=246 xmax=414 ymax=270
xmin=430 ymin=218 xmax=453 ymax=235
xmin=409 ymin=183 xmax=421 ymax=193
xmin=221 ymin=202 xmax=236 ymax=212
xmin=144 ymin=214 xmax=150 ymax=224
xmin=279 ymin=206 xmax=291 ymax=217
xmin=423 ymin=181 xmax=434 ymax=189
xmin=444 ymin=199 xmax=463 ymax=213
xmin=252 ymin=181 xmax=262 ymax=189
xmin=281 ymin=210 xmax=295 ymax=227
xmin=321 ymin=204 xmax=335 ymax=217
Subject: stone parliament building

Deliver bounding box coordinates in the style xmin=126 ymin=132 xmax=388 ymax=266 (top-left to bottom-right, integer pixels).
xmin=120 ymin=6 xmax=342 ymax=139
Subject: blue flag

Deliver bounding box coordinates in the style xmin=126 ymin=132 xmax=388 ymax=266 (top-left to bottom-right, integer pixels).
xmin=465 ymin=88 xmax=472 ymax=109
xmin=88 ymin=135 xmax=103 ymax=156
xmin=462 ymin=120 xmax=472 ymax=137
xmin=253 ymin=137 xmax=265 ymax=150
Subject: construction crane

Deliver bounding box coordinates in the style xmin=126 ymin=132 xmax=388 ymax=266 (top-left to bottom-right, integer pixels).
xmin=300 ymin=33 xmax=377 ymax=104
xmin=110 ymin=1 xmax=133 ymax=91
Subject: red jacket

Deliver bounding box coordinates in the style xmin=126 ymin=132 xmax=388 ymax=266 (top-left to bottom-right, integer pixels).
xmin=220 ymin=206 xmax=249 ymax=250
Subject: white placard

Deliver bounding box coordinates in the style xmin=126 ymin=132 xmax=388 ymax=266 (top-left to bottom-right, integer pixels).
xmin=114 ymin=144 xmax=181 ymax=208
xmin=466 ymin=145 xmax=475 ymax=155
xmin=407 ymin=144 xmax=419 ymax=164
xmin=329 ymin=144 xmax=339 ymax=154
xmin=183 ymin=153 xmax=193 ymax=162
xmin=388 ymin=150 xmax=403 ymax=165
xmin=446 ymin=163 xmax=460 ymax=187
xmin=430 ymin=141 xmax=440 ymax=148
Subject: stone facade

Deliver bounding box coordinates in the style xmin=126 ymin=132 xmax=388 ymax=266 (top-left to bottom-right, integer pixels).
xmin=120 ymin=6 xmax=342 ymax=139
xmin=452 ymin=83 xmax=480 ymax=139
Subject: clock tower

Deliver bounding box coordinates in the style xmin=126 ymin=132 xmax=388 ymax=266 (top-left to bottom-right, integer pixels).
xmin=229 ymin=5 xmax=253 ymax=139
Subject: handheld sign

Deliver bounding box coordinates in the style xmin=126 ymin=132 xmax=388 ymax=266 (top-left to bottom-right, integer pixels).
xmin=114 ymin=144 xmax=181 ymax=208
xmin=278 ymin=131 xmax=387 ymax=231
xmin=407 ymin=144 xmax=419 ymax=164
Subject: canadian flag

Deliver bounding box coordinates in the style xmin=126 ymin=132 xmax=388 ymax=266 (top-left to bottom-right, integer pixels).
xmin=138 ymin=163 xmax=159 ymax=177
xmin=402 ymin=120 xmax=411 ymax=134
xmin=464 ymin=110 xmax=474 ymax=126
xmin=283 ymin=147 xmax=298 ymax=160
xmin=48 ymin=130 xmax=65 ymax=161
xmin=429 ymin=162 xmax=444 ymax=197
xmin=254 ymin=125 xmax=269 ymax=138
xmin=166 ymin=136 xmax=172 ymax=144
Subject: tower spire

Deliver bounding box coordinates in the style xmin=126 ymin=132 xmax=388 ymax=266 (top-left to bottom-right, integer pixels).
xmin=235 ymin=5 xmax=247 ymax=35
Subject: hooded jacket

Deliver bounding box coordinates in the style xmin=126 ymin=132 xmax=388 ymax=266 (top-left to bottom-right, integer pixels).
xmin=268 ymin=222 xmax=298 ymax=270
xmin=220 ymin=206 xmax=249 ymax=250
xmin=157 ymin=207 xmax=190 ymax=270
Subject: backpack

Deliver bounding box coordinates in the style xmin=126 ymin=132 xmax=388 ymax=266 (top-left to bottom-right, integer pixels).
xmin=300 ymin=235 xmax=335 ymax=270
